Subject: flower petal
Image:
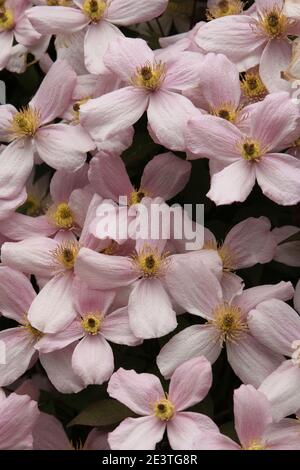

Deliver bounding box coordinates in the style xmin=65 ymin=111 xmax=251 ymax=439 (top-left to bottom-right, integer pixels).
xmin=108 ymin=416 xmax=165 ymax=450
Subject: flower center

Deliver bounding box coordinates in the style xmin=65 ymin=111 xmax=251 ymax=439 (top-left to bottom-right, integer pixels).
xmin=52 ymin=241 xmax=80 ymax=270
xmin=203 ymin=240 xmax=234 ymax=271
xmin=23 ymin=321 xmax=43 ymax=341
xmin=258 ymin=7 xmax=292 ymax=39
xmin=72 ymin=97 xmax=90 ymax=122
xmin=241 ymin=71 xmax=267 ymax=103
xmin=81 ymin=313 xmax=102 ymax=335
xmin=132 ymin=247 xmax=169 ymax=278
xmin=207 ymin=0 xmax=244 ymax=20
xmin=131 ymin=62 xmax=166 ymax=91
xmin=10 ymin=107 xmax=40 ymax=138
xmin=48 ymin=203 xmax=74 ymax=230
xmin=291 ymin=340 xmax=300 ymax=367
xmin=245 ymin=440 xmax=266 ymax=450
xmin=129 ymin=189 xmax=148 ymax=205
xmin=21 ymin=194 xmax=42 ymax=216
xmin=46 ymin=0 xmax=73 ymax=5
xmin=211 ymin=303 xmax=248 ymax=343
xmin=238 ymin=138 xmax=262 ymax=162
xmin=153 ymin=398 xmax=175 ymax=421
xmin=0 ymin=8 xmax=14 ymax=30
xmin=83 ymin=0 xmax=106 ymax=22
xmin=211 ymin=103 xmax=239 ymax=123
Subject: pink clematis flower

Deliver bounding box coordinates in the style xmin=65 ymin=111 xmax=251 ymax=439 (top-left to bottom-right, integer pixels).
xmin=33 ymin=412 xmax=109 ymax=450
xmin=186 ymin=92 xmax=300 ymax=206
xmin=0 ymin=59 xmax=95 ymax=216
xmin=0 ymin=0 xmax=41 ymax=70
xmin=196 ymin=0 xmax=300 ymax=92
xmin=157 ymin=274 xmax=294 ymax=385
xmin=272 ymin=225 xmax=300 ymax=266
xmin=284 ymin=0 xmax=300 ymax=18
xmin=27 ymin=0 xmax=168 ymax=74
xmin=1 ymin=194 xmax=103 ymax=334
xmin=75 ymin=236 xmax=222 ymax=339
xmin=89 ymin=152 xmax=191 ymax=205
xmin=248 ymin=298 xmax=300 ymax=420
xmin=79 ymin=37 xmax=202 ymax=151
xmin=0 ymin=266 xmax=42 ymax=387
xmin=0 ymin=389 xmax=39 ymax=450
xmin=193 ymin=384 xmax=300 ymax=450
xmin=107 ymin=357 xmax=219 ymax=450
xmin=35 ymin=280 xmax=141 ymax=392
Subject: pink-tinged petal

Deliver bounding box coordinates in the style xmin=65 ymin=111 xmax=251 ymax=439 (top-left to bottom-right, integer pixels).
xmin=40 ymin=344 xmax=85 ymax=394
xmin=227 ymin=333 xmax=283 ymax=387
xmin=259 ymin=39 xmax=292 ymax=93
xmin=186 ymin=115 xmax=242 ymax=161
xmin=0 ymin=328 xmax=36 ymax=387
xmin=84 ymin=21 xmax=123 ymax=75
xmin=50 ymin=163 xmax=88 ymax=203
xmin=192 ymin=432 xmax=240 ymax=450
xmin=84 ymin=429 xmax=109 ymax=450
xmin=80 ymin=87 xmax=148 ymax=141
xmin=104 ymin=36 xmax=154 ymax=82
xmin=72 ymin=335 xmax=114 ymax=386
xmin=73 ymin=278 xmax=115 ymax=316
xmin=141 ymin=152 xmax=191 ymax=201
xmin=196 ymin=52 xmax=241 ymax=109
xmin=255 ymin=153 xmax=300 ymax=206
xmin=106 ymin=0 xmax=168 ymax=25
xmin=35 ymin=320 xmax=83 ymax=353
xmin=274 ymin=241 xmax=300 ymax=267
xmin=157 ymin=324 xmax=222 ymax=379
xmin=265 ymin=421 xmax=300 ymax=450
xmin=33 ymin=413 xmax=72 ymax=450
xmin=167 ymin=412 xmax=219 ymax=450
xmin=108 ymin=367 xmax=164 ymax=415
xmin=0 ymin=213 xmax=55 ymax=240
xmin=0 ymin=266 xmax=36 ymax=322
xmin=0 ymin=31 xmax=13 ymax=70
xmin=14 ymin=15 xmax=41 ymax=48
xmin=164 ymin=253 xmax=222 ymax=319
xmin=68 ymin=188 xmax=93 ymax=228
xmin=234 ymin=281 xmax=294 ymax=313
xmin=169 ymin=356 xmax=212 ymax=411
xmin=0 ymin=104 xmax=17 ymax=142
xmin=30 ymin=60 xmax=77 ymax=124
xmin=295 ymin=280 xmax=300 ymax=313
xmin=234 ymin=384 xmax=272 ymax=448
xmin=259 ymin=361 xmax=300 ymax=422
xmin=79 ymin=193 xmax=104 ymax=248
xmin=75 ymin=248 xmax=137 ymax=289
xmin=28 ymin=273 xmax=77 ymax=334
xmin=102 ymin=307 xmax=141 ymax=346
xmin=26 ymin=6 xmax=89 ymax=35
xmin=195 ymin=16 xmax=266 ymax=71
xmin=128 ymin=278 xmax=177 ymax=339
xmin=0 ymin=189 xmax=27 ymax=221
xmin=147 ymin=90 xmax=197 ymax=152
xmin=0 ymin=139 xmax=34 ymax=199
xmin=284 ymin=0 xmax=300 ymax=17
xmin=0 ymin=393 xmax=39 ymax=450
xmin=35 ymin=124 xmax=94 ymax=172
xmin=1 ymin=237 xmax=58 ymax=277
xmin=162 ymin=52 xmax=204 ymax=91
xmin=89 ymin=153 xmax=133 ymax=201
xmin=108 ymin=416 xmax=165 ymax=450
xmin=225 ymin=217 xmax=276 ymax=269
xmin=248 ymin=299 xmax=300 ymax=356
xmin=208 ymin=160 xmax=256 ymax=205
xmin=221 ymin=272 xmax=244 ymax=303
xmin=248 ymin=93 xmax=300 ymax=151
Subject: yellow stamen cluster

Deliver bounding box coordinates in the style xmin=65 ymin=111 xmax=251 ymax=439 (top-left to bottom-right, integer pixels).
xmin=131 ymin=62 xmax=166 ymax=91
xmin=100 ymin=240 xmax=119 ymax=255
xmin=23 ymin=321 xmax=43 ymax=341
xmin=207 ymin=0 xmax=244 ymax=20
xmin=83 ymin=0 xmax=106 ymax=22
xmin=241 ymin=71 xmax=267 ymax=103
xmin=72 ymin=97 xmax=90 ymax=122
xmin=52 ymin=241 xmax=80 ymax=270
xmin=132 ymin=246 xmax=169 ymax=278
xmin=257 ymin=7 xmax=293 ymax=39
xmin=153 ymin=397 xmax=175 ymax=421
xmin=46 ymin=0 xmax=73 ymax=5
xmin=294 ymin=137 xmax=300 ymax=147
xmin=211 ymin=303 xmax=248 ymax=344
xmin=244 ymin=440 xmax=266 ymax=450
xmin=21 ymin=194 xmax=42 ymax=217
xmin=10 ymin=107 xmax=40 ymax=139
xmin=211 ymin=103 xmax=239 ymax=124
xmin=48 ymin=202 xmax=74 ymax=230
xmin=129 ymin=189 xmax=148 ymax=206
xmin=238 ymin=138 xmax=263 ymax=162
xmin=81 ymin=313 xmax=102 ymax=335
xmin=203 ymin=240 xmax=234 ymax=272
xmin=0 ymin=7 xmax=14 ymax=30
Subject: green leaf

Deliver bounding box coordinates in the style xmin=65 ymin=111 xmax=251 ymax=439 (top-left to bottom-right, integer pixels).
xmin=68 ymin=399 xmax=136 ymax=427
